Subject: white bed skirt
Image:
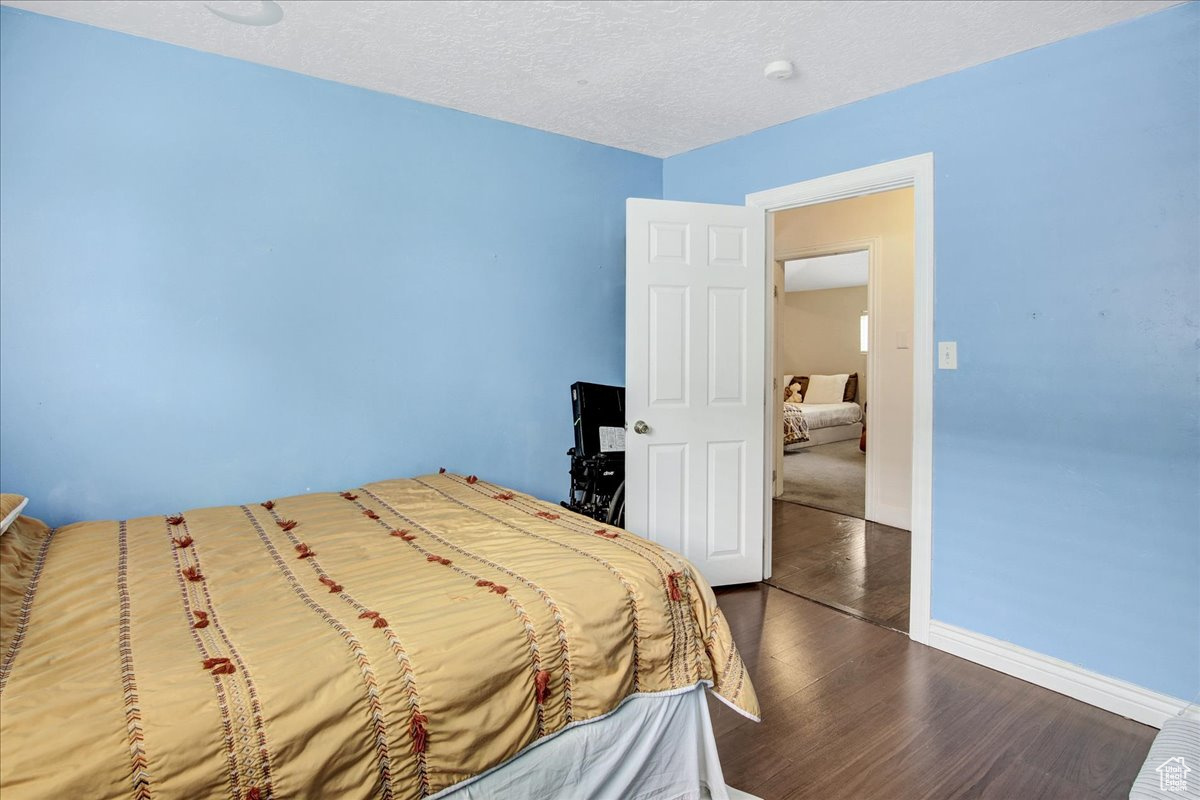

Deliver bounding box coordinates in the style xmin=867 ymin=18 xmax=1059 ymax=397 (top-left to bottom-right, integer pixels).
xmin=435 ymin=682 xmax=736 ymax=800
xmin=786 ymin=422 xmax=862 ymax=449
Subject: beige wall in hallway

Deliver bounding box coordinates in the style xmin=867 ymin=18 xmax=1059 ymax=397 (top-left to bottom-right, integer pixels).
xmin=780 ymin=284 xmax=868 ymax=400
xmin=773 ymin=187 xmax=914 ymax=529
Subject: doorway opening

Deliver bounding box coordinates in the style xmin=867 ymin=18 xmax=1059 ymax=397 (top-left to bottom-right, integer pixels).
xmin=777 ymin=249 xmax=870 ymax=520
xmin=766 ymin=189 xmax=913 ymax=632
xmin=748 ymin=154 xmax=934 ymax=643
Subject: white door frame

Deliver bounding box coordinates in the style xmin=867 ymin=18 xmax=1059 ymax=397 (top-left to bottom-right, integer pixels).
xmin=747 ymin=153 xmax=934 ymax=645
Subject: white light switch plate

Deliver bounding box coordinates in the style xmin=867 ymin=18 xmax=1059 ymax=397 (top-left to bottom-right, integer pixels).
xmin=938 ymin=341 xmax=958 ymax=370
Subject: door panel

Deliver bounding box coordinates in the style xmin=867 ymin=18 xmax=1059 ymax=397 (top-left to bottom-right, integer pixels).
xmin=649 ymin=222 xmax=690 ymax=265
xmin=707 ymin=441 xmax=745 ymax=558
xmin=708 ymin=287 xmax=746 ymax=405
xmin=647 ymin=443 xmax=687 ymax=554
xmin=626 ymin=199 xmax=766 ymax=586
xmin=708 ymin=226 xmax=747 ymax=268
xmin=648 ymin=286 xmax=689 ymax=405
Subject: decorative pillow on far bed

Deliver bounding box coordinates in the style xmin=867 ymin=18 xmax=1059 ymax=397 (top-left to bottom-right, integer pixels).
xmin=0 ymin=494 xmax=28 ymax=535
xmin=843 ymin=373 xmax=858 ymax=402
xmin=804 ymin=374 xmax=849 ymax=404
xmin=786 ymin=374 xmax=858 ymax=403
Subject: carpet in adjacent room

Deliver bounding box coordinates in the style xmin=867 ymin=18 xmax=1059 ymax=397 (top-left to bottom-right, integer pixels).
xmin=780 ymin=439 xmax=865 ymax=519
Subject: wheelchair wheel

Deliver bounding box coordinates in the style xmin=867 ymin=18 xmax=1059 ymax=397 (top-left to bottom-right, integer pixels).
xmin=605 ymin=481 xmax=625 ymax=529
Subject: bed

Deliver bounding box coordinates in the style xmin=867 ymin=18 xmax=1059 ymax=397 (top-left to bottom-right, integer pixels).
xmin=785 ymin=401 xmax=863 ymax=449
xmin=0 ymin=473 xmax=758 ymax=800
xmin=782 ymin=373 xmax=864 ymax=450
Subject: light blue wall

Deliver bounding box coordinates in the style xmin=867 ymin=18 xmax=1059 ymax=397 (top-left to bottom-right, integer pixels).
xmin=0 ymin=8 xmax=660 ymax=529
xmin=665 ymin=4 xmax=1200 ymax=700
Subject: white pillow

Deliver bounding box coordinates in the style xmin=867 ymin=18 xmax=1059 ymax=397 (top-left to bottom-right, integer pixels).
xmin=0 ymin=495 xmax=28 ymax=535
xmin=803 ymin=374 xmax=849 ymax=405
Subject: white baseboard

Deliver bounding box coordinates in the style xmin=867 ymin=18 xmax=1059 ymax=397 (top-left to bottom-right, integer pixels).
xmin=927 ymin=620 xmax=1189 ymax=729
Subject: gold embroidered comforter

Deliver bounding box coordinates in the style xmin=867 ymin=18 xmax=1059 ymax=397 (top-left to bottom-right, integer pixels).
xmin=0 ymin=473 xmax=757 ymax=800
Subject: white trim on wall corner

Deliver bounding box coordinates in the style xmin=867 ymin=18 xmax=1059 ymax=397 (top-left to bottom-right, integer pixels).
xmin=928 ymin=620 xmax=1189 ymax=729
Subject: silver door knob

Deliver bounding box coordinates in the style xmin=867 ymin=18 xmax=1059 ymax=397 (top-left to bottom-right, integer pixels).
xmin=633 ymin=420 xmax=650 ymax=435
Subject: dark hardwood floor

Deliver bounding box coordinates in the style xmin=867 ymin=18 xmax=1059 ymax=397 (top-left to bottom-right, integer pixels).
xmin=710 ymin=584 xmax=1156 ymax=800
xmin=768 ymin=499 xmax=910 ymax=631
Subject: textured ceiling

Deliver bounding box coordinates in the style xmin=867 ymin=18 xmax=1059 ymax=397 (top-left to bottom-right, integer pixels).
xmin=0 ymin=0 xmax=1182 ymax=156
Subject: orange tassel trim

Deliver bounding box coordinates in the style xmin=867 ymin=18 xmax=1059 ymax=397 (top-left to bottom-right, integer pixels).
xmin=318 ymin=575 xmax=343 ymax=593
xmin=667 ymin=571 xmax=684 ymax=602
xmin=438 ymin=467 xmax=446 ymax=474
xmin=192 ymin=610 xmax=209 ymax=629
xmin=535 ymin=670 xmax=551 ymax=704
xmin=182 ymin=566 xmax=204 ymax=582
xmin=410 ymin=712 xmax=429 ymax=754
xmin=261 ymin=501 xmax=275 ymax=510
xmin=295 ymin=543 xmax=316 ymax=559
xmin=475 ymin=579 xmax=508 ymax=595
xmin=276 ymin=519 xmax=298 ymax=531
xmin=172 ymin=535 xmax=194 ymax=548
xmin=594 ymin=529 xmax=619 ymax=539
xmin=426 ymin=554 xmax=452 ymax=566
xmin=536 ymin=511 xmax=559 ymax=520
xmin=246 ymin=789 xmax=262 ymax=800
xmin=466 ymin=475 xmax=478 ymax=484
xmin=362 ymin=510 xmax=380 ymax=520
xmin=166 ymin=514 xmax=185 ymax=526
xmin=202 ymin=657 xmax=235 ymax=675
xmin=390 ymin=529 xmax=416 ymax=541
xmin=493 ymin=492 xmax=514 ymax=500
xmin=340 ymin=491 xmax=358 ymax=501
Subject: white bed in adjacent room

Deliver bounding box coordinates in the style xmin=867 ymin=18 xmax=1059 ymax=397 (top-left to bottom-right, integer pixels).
xmin=795 ymin=401 xmax=862 ymax=429
xmin=785 ymin=401 xmax=863 ymax=449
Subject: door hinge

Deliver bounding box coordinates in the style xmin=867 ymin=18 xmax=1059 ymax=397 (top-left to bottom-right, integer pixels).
xmin=773 ymin=285 xmax=778 ymax=298
xmin=772 ymin=469 xmax=777 ymax=481
xmin=773 ymin=377 xmax=778 ymax=390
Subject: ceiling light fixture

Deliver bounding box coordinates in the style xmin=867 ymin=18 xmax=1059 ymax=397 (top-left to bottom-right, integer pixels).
xmin=763 ymin=60 xmax=795 ymax=81
xmin=205 ymin=1 xmax=284 ymax=27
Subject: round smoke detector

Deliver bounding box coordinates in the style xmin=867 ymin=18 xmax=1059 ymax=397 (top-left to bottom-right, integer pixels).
xmin=763 ymin=60 xmax=796 ymax=81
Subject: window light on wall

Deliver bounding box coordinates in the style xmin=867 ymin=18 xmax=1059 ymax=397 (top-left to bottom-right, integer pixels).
xmin=860 ymin=311 xmax=869 ymax=353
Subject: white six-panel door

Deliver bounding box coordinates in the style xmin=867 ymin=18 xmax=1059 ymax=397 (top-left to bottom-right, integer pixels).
xmin=625 ymin=199 xmax=766 ymax=586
